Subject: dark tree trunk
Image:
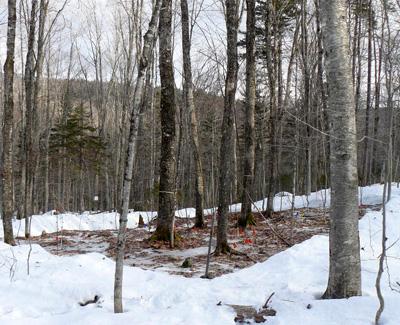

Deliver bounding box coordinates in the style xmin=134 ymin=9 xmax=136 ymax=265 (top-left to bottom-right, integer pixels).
xmin=239 ymin=0 xmax=256 ymax=228
xmin=180 ymin=0 xmax=205 ymax=228
xmin=265 ymin=2 xmax=277 ymax=218
xmin=1 ymin=0 xmax=17 ymax=245
xmin=154 ymin=0 xmax=177 ymax=244
xmin=24 ymin=0 xmax=38 ymax=238
xmin=215 ymin=0 xmax=239 ymax=254
xmin=362 ymin=0 xmax=373 ymax=185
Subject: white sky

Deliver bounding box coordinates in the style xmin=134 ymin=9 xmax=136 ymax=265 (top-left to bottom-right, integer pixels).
xmin=0 ymin=0 xmax=231 ymax=92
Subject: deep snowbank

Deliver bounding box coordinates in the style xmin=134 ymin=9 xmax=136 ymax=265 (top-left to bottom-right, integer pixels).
xmin=0 ymin=184 xmax=399 ymax=324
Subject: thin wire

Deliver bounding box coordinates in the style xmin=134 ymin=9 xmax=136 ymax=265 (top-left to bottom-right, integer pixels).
xmin=283 ymin=108 xmax=388 ymax=145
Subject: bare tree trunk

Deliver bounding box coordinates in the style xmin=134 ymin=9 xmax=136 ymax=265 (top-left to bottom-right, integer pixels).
xmin=44 ymin=47 xmax=51 ymax=212
xmin=1 ymin=0 xmax=17 ymax=245
xmin=180 ymin=0 xmax=205 ymax=228
xmin=114 ymin=0 xmax=161 ymax=313
xmin=320 ymin=0 xmax=361 ymax=299
xmin=153 ymin=0 xmax=176 ymax=243
xmin=301 ymin=0 xmax=312 ymax=196
xmin=265 ymin=1 xmax=277 ymax=218
xmin=354 ymin=0 xmax=362 ymax=115
xmin=24 ymin=0 xmax=39 ymax=237
xmin=362 ymin=0 xmax=373 ymax=185
xmin=371 ymin=16 xmax=384 ymax=183
xmin=32 ymin=0 xmax=48 ymax=214
xmin=382 ymin=0 xmax=393 ymax=200
xmin=239 ymin=0 xmax=255 ymax=228
xmin=215 ymin=0 xmax=239 ymax=254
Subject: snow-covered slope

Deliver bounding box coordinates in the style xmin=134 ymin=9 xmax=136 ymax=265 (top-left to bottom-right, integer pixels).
xmin=5 ymin=210 xmax=157 ymax=238
xmin=0 ymin=184 xmax=387 ymax=238
xmin=0 ymin=184 xmax=399 ymax=324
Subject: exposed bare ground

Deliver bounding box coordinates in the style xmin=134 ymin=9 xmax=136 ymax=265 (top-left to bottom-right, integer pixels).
xmin=20 ymin=205 xmax=380 ymax=278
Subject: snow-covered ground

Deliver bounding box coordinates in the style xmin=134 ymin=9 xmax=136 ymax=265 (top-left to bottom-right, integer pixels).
xmin=6 ymin=210 xmax=156 ymax=238
xmin=0 ymin=184 xmax=386 ymax=238
xmin=0 ymin=184 xmax=399 ymax=324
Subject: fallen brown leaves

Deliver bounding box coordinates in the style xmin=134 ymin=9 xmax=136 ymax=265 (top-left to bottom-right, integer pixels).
xmin=24 ymin=204 xmax=378 ymax=278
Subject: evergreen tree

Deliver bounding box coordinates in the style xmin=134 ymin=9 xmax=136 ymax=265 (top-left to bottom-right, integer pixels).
xmin=50 ymin=105 xmax=106 ymax=173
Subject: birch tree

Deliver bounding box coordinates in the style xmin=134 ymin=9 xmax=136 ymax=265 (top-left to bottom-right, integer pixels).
xmin=114 ymin=0 xmax=161 ymax=313
xmin=320 ymin=0 xmax=362 ymax=299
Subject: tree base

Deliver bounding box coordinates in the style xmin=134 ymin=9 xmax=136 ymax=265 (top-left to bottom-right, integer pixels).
xmin=321 ymin=286 xmax=361 ymax=299
xmin=193 ymin=219 xmax=205 ymax=229
xmin=237 ymin=212 xmax=256 ymax=229
xmin=214 ymin=242 xmax=231 ymax=255
xmin=150 ymin=226 xmax=182 ymax=243
xmin=4 ymin=237 xmax=16 ymax=246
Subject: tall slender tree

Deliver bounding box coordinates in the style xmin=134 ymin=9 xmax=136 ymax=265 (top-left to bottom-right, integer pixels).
xmin=239 ymin=0 xmax=256 ymax=228
xmin=181 ymin=0 xmax=205 ymax=228
xmin=24 ymin=0 xmax=39 ymax=238
xmin=362 ymin=0 xmax=373 ymax=185
xmin=320 ymin=0 xmax=362 ymax=299
xmin=216 ymin=0 xmax=239 ymax=254
xmin=114 ymin=0 xmax=161 ymax=313
xmin=1 ymin=0 xmax=17 ymax=245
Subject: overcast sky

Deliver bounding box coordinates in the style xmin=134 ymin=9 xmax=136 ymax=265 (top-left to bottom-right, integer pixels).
xmin=0 ymin=0 xmax=233 ymax=91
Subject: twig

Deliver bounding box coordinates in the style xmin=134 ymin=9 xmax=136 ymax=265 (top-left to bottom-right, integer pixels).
xmin=9 ymin=248 xmax=17 ymax=282
xmin=246 ymin=193 xmax=293 ymax=247
xmin=263 ymin=292 xmax=275 ymax=309
xmin=27 ymin=216 xmax=33 ymax=276
xmin=375 ymin=175 xmax=387 ymax=324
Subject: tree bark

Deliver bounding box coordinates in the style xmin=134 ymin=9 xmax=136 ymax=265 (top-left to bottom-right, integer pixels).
xmin=362 ymin=0 xmax=373 ymax=185
xmin=24 ymin=0 xmax=38 ymax=238
xmin=320 ymin=0 xmax=362 ymax=299
xmin=239 ymin=0 xmax=255 ymax=228
xmin=153 ymin=0 xmax=177 ymax=243
xmin=301 ymin=0 xmax=312 ymax=196
xmin=1 ymin=0 xmax=17 ymax=245
xmin=180 ymin=0 xmax=205 ymax=228
xmin=215 ymin=0 xmax=239 ymax=254
xmin=265 ymin=1 xmax=277 ymax=218
xmin=113 ymin=0 xmax=161 ymax=313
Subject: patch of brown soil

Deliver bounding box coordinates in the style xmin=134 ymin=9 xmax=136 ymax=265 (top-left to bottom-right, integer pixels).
xmin=25 ymin=204 xmax=379 ymax=278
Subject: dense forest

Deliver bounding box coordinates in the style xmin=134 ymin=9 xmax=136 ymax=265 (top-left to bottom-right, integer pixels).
xmin=0 ymin=0 xmax=398 ymax=220
xmin=0 ymin=0 xmax=400 ymax=323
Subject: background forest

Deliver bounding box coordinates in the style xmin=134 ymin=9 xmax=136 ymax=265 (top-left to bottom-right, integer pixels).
xmin=0 ymin=0 xmax=399 ymax=217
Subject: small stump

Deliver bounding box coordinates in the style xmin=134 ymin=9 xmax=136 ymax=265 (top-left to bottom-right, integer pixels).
xmin=138 ymin=215 xmax=145 ymax=228
xmin=181 ymin=257 xmax=193 ymax=268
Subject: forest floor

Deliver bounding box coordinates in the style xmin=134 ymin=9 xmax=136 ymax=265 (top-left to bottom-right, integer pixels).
xmin=1 ymin=184 xmax=400 ymax=325
xmin=21 ymin=204 xmax=379 ymax=278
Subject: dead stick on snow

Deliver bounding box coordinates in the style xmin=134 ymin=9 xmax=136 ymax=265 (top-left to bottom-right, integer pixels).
xmin=263 ymin=292 xmax=275 ymax=309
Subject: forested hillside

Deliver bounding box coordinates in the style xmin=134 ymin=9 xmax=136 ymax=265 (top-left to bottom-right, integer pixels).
xmin=1 ymin=0 xmax=400 ymax=324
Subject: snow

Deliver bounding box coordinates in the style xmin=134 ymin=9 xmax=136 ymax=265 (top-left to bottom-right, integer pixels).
xmin=0 ymin=184 xmax=399 ymax=324
xmin=0 ymin=184 xmax=386 ymax=239
xmin=4 ymin=211 xmax=157 ymax=238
